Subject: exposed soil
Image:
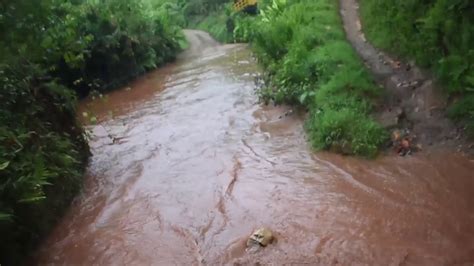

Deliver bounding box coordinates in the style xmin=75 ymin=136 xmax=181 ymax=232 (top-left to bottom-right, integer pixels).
xmin=340 ymin=0 xmax=474 ymax=156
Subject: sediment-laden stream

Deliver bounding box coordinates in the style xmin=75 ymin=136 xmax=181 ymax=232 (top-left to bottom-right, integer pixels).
xmin=35 ymin=30 xmax=474 ymax=265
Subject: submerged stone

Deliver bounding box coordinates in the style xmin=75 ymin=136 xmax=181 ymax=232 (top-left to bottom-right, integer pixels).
xmin=247 ymin=227 xmax=274 ymax=248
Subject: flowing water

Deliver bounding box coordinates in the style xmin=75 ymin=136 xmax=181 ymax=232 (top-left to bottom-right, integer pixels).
xmin=35 ymin=30 xmax=474 ymax=265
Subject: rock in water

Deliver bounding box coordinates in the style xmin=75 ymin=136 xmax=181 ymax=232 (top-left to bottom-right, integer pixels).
xmin=247 ymin=228 xmax=274 ymax=248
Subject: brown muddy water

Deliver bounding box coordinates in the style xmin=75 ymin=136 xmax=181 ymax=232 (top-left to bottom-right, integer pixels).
xmin=35 ymin=30 xmax=474 ymax=265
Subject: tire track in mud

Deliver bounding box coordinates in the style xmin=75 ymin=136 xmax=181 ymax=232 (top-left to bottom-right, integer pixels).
xmin=241 ymin=138 xmax=277 ymax=166
xmin=225 ymin=156 xmax=242 ymax=196
xmin=212 ymin=156 xmax=242 ymax=239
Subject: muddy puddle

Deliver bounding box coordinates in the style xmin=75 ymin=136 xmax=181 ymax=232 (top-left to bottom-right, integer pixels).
xmin=34 ymin=30 xmax=474 ymax=265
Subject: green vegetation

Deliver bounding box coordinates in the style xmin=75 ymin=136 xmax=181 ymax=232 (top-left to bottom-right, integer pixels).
xmin=253 ymin=0 xmax=387 ymax=156
xmin=182 ymin=0 xmax=256 ymax=43
xmin=0 ymin=0 xmax=183 ymax=263
xmin=194 ymin=5 xmax=235 ymax=42
xmin=5 ymin=0 xmax=471 ymax=261
xmin=360 ymin=0 xmax=474 ymax=137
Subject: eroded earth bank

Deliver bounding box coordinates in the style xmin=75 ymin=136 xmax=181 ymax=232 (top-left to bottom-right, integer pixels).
xmin=34 ymin=30 xmax=474 ymax=265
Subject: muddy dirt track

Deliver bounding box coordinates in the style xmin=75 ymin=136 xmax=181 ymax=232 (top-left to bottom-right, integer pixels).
xmin=34 ymin=30 xmax=474 ymax=265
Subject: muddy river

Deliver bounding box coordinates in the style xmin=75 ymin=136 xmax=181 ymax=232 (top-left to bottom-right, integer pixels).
xmin=35 ymin=30 xmax=474 ymax=265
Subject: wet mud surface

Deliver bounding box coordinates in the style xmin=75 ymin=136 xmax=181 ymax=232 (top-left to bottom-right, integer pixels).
xmin=34 ymin=30 xmax=474 ymax=265
xmin=340 ymin=0 xmax=474 ymax=155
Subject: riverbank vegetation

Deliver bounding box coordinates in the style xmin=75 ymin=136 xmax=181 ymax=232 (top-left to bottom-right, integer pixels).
xmin=251 ymin=0 xmax=387 ymax=156
xmin=0 ymin=0 xmax=183 ymax=263
xmin=180 ymin=0 xmax=256 ymax=43
xmin=189 ymin=0 xmax=388 ymax=156
xmin=360 ymin=0 xmax=474 ymax=137
xmin=194 ymin=6 xmax=235 ymax=43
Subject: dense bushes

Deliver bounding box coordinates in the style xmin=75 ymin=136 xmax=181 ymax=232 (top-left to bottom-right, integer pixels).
xmin=0 ymin=62 xmax=88 ymax=265
xmin=0 ymin=0 xmax=183 ymax=263
xmin=48 ymin=0 xmax=183 ymax=96
xmin=360 ymin=0 xmax=474 ymax=136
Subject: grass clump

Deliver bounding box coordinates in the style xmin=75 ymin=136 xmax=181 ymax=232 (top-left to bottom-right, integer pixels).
xmin=307 ymin=108 xmax=387 ymax=157
xmin=360 ymin=0 xmax=474 ymax=136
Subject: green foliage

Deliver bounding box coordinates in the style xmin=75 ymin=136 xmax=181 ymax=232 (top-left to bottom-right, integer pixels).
xmin=1 ymin=0 xmax=184 ymax=263
xmin=0 ymin=62 xmax=88 ymax=264
xmin=250 ymin=0 xmax=387 ymax=156
xmin=233 ymin=14 xmax=257 ymax=42
xmin=448 ymin=95 xmax=474 ymax=137
xmin=2 ymin=0 xmax=183 ymax=95
xmin=307 ymin=108 xmax=387 ymax=157
xmin=181 ymin=0 xmax=230 ymax=17
xmin=185 ymin=0 xmax=259 ymax=43
xmin=58 ymin=0 xmax=183 ymax=95
xmin=360 ymin=0 xmax=474 ymax=132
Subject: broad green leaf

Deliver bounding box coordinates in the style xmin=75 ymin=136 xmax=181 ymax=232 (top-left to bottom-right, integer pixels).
xmin=19 ymin=196 xmax=46 ymax=203
xmin=299 ymin=91 xmax=308 ymax=104
xmin=90 ymin=116 xmax=98 ymax=124
xmin=0 ymin=161 xmax=10 ymax=170
xmin=0 ymin=213 xmax=12 ymax=221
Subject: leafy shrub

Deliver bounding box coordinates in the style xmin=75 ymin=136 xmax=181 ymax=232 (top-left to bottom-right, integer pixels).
xmin=0 ymin=62 xmax=88 ymax=264
xmin=233 ymin=14 xmax=258 ymax=42
xmin=53 ymin=0 xmax=183 ymax=96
